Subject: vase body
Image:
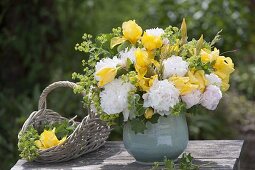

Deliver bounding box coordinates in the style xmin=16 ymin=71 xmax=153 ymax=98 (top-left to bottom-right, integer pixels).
xmin=123 ymin=113 xmax=188 ymax=164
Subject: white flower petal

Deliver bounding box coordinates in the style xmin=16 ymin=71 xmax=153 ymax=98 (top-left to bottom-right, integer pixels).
xmin=181 ymin=90 xmax=202 ymax=109
xmin=119 ymin=47 xmax=136 ymax=66
xmin=200 ymin=85 xmax=222 ymax=110
xmin=163 ymin=56 xmax=189 ymax=79
xmin=205 ymin=73 xmax=222 ymax=87
xmin=143 ymin=80 xmax=180 ymax=115
xmin=100 ymin=79 xmax=135 ymax=115
xmin=145 ymin=28 xmax=165 ymax=37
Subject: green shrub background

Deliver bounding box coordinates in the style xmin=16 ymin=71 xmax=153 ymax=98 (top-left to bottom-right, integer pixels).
xmin=0 ymin=0 xmax=255 ymax=169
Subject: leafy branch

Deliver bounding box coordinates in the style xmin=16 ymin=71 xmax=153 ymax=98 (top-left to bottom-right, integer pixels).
xmin=151 ymin=153 xmax=199 ymax=170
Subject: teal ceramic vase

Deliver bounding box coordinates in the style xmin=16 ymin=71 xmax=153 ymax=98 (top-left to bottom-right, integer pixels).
xmin=123 ymin=113 xmax=188 ymax=164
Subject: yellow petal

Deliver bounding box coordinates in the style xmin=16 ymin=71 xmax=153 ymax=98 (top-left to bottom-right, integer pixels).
xmin=110 ymin=37 xmax=126 ymax=49
xmin=200 ymin=48 xmax=220 ymax=63
xmin=59 ymin=136 xmax=67 ymax=145
xmin=122 ymin=20 xmax=142 ymax=44
xmin=170 ymin=76 xmax=198 ymax=95
xmin=39 ymin=129 xmax=60 ymax=149
xmin=96 ymin=67 xmax=117 ymax=87
xmin=213 ymin=55 xmax=234 ymax=91
xmin=188 ymin=70 xmax=207 ymax=92
xmin=135 ymin=49 xmax=151 ymax=76
xmin=142 ymin=32 xmax=163 ymax=51
xmin=137 ymin=75 xmax=157 ymax=92
xmin=144 ymin=108 xmax=154 ymax=119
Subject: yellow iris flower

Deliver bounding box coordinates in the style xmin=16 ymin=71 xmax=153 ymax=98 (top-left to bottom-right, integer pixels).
xmin=135 ymin=49 xmax=151 ymax=76
xmin=170 ymin=76 xmax=198 ymax=95
xmin=35 ymin=128 xmax=66 ymax=150
xmin=214 ymin=56 xmax=234 ymax=91
xmin=200 ymin=48 xmax=235 ymax=91
xmin=96 ymin=67 xmax=117 ymax=87
xmin=142 ymin=32 xmax=163 ymax=51
xmin=187 ymin=69 xmax=208 ymax=92
xmin=200 ymin=48 xmax=219 ymax=63
xmin=137 ymin=75 xmax=158 ymax=92
xmin=122 ymin=20 xmax=142 ymax=44
xmin=144 ymin=107 xmax=154 ymax=119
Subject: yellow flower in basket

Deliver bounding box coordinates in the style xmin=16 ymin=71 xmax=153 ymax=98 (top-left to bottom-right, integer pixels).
xmin=35 ymin=128 xmax=66 ymax=150
xmin=96 ymin=67 xmax=117 ymax=87
xmin=122 ymin=20 xmax=142 ymax=44
xmin=142 ymin=32 xmax=163 ymax=51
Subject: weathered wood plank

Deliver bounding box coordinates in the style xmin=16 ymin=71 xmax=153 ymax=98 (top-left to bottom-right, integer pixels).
xmin=11 ymin=140 xmax=243 ymax=170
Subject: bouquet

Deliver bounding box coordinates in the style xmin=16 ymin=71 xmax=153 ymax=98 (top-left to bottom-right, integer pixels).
xmin=73 ymin=19 xmax=235 ymax=133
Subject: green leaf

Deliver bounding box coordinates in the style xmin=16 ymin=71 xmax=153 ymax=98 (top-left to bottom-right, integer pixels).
xmin=179 ymin=153 xmax=199 ymax=170
xmin=117 ymin=41 xmax=131 ymax=52
xmin=181 ymin=18 xmax=187 ymax=45
xmin=116 ymin=67 xmax=128 ymax=77
xmin=126 ymin=58 xmax=134 ymax=70
xmin=164 ymin=157 xmax=175 ymax=170
xmin=150 ymin=113 xmax=160 ymax=124
xmin=172 ymin=102 xmax=186 ymax=116
xmin=110 ymin=37 xmax=126 ymax=49
xmin=129 ymin=119 xmax=147 ymax=134
xmin=210 ymin=29 xmax=222 ymax=47
xmin=196 ymin=35 xmax=203 ymax=55
xmin=18 ymin=126 xmax=39 ymax=161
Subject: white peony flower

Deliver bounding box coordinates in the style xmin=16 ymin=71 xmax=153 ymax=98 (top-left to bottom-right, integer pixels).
xmin=95 ymin=56 xmax=122 ymax=81
xmin=163 ymin=56 xmax=189 ymax=79
xmin=205 ymin=73 xmax=222 ymax=87
xmin=200 ymin=85 xmax=222 ymax=110
xmin=100 ymin=79 xmax=135 ymax=120
xmin=181 ymin=90 xmax=202 ymax=109
xmin=119 ymin=47 xmax=136 ymax=66
xmin=143 ymin=80 xmax=180 ymax=115
xmin=145 ymin=27 xmax=165 ymax=37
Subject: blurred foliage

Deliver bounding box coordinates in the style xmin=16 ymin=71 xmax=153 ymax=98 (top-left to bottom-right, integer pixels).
xmin=0 ymin=0 xmax=254 ymax=169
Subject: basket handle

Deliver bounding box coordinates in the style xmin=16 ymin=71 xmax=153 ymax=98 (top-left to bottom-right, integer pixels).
xmin=38 ymin=81 xmax=94 ymax=117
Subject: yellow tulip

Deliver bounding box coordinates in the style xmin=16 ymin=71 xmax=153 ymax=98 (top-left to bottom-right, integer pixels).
xmin=188 ymin=70 xmax=208 ymax=92
xmin=213 ymin=56 xmax=234 ymax=91
xmin=135 ymin=49 xmax=151 ymax=76
xmin=170 ymin=76 xmax=198 ymax=95
xmin=122 ymin=20 xmax=142 ymax=44
xmin=144 ymin=107 xmax=154 ymax=119
xmin=35 ymin=128 xmax=66 ymax=150
xmin=142 ymin=32 xmax=163 ymax=51
xmin=95 ymin=67 xmax=117 ymax=87
xmin=137 ymin=75 xmax=158 ymax=92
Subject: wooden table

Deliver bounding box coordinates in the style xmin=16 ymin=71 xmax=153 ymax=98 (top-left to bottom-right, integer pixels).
xmin=12 ymin=140 xmax=243 ymax=170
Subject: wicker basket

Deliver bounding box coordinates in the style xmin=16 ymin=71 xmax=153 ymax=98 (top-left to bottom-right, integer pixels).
xmin=18 ymin=81 xmax=111 ymax=163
